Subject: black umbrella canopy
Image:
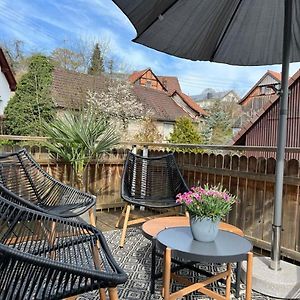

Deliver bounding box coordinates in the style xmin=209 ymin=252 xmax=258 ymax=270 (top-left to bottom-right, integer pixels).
xmin=113 ymin=0 xmax=300 ymax=273
xmin=113 ymin=0 xmax=300 ymax=66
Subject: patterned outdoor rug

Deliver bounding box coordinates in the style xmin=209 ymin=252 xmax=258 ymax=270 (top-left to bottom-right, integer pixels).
xmin=77 ymin=227 xmax=277 ymax=300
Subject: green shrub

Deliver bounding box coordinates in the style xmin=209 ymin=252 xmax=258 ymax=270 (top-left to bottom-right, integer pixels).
xmin=4 ymin=55 xmax=55 ymax=136
xmin=168 ymin=117 xmax=203 ymax=153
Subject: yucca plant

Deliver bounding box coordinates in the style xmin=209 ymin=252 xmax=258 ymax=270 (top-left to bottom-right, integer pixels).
xmin=43 ymin=108 xmax=119 ymax=191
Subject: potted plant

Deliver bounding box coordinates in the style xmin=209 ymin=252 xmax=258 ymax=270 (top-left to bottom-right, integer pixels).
xmin=176 ymin=184 xmax=237 ymax=242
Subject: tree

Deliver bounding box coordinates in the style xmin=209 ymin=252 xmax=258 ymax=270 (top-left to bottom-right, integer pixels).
xmin=0 ymin=39 xmax=29 ymax=80
xmin=168 ymin=117 xmax=203 ymax=152
xmin=4 ymin=55 xmax=55 ymax=136
xmin=134 ymin=117 xmax=163 ymax=143
xmin=42 ymin=108 xmax=119 ymax=190
xmin=51 ymin=47 xmax=85 ymax=72
xmin=87 ymin=80 xmax=149 ymax=129
xmin=107 ymin=59 xmax=114 ymax=74
xmin=88 ymin=43 xmax=105 ymax=75
xmin=202 ymin=100 xmax=233 ymax=145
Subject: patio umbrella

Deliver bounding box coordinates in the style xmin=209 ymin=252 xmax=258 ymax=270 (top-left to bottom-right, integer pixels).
xmin=112 ymin=0 xmax=300 ymax=271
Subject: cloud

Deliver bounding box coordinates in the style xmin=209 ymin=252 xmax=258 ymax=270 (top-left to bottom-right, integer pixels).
xmin=1 ymin=0 xmax=300 ymax=98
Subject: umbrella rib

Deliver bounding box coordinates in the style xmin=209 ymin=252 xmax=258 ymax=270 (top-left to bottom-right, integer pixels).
xmin=133 ymin=0 xmax=179 ymax=41
xmin=210 ymin=0 xmax=243 ymax=61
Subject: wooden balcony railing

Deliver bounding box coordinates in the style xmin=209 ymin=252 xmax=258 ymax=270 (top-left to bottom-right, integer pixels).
xmin=0 ymin=136 xmax=300 ymax=261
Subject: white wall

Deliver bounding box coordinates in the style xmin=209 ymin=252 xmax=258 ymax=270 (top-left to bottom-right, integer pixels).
xmin=0 ymin=66 xmax=12 ymax=115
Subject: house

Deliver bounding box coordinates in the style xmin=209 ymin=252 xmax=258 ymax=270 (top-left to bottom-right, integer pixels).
xmin=232 ymin=69 xmax=300 ymax=159
xmin=239 ymin=70 xmax=282 ymax=117
xmin=192 ymin=88 xmax=240 ymax=110
xmin=129 ymin=68 xmax=182 ymax=93
xmin=0 ymin=48 xmax=16 ymax=115
xmin=128 ymin=68 xmax=207 ymax=138
xmin=51 ymin=68 xmax=207 ymax=140
xmin=232 ymin=70 xmax=282 ymax=133
xmin=51 ymin=67 xmax=108 ymax=111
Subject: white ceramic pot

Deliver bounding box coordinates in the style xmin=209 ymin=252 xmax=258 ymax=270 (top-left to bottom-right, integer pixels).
xmin=189 ymin=216 xmax=220 ymax=242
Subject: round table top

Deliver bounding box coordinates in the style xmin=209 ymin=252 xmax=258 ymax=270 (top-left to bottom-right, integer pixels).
xmin=156 ymin=226 xmax=252 ymax=263
xmin=142 ymin=216 xmax=244 ymax=240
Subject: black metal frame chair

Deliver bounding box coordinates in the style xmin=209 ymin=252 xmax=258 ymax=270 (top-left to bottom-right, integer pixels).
xmin=0 ymin=196 xmax=127 ymax=300
xmin=0 ymin=149 xmax=96 ymax=225
xmin=116 ymin=151 xmax=189 ymax=247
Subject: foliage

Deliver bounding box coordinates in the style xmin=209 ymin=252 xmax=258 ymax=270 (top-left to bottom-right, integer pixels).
xmin=87 ymin=80 xmax=149 ymax=127
xmin=168 ymin=117 xmax=203 ymax=152
xmin=51 ymin=48 xmax=85 ymax=72
xmin=176 ymin=184 xmax=237 ymax=222
xmin=42 ymin=108 xmax=120 ymax=190
xmin=202 ymin=100 xmax=237 ymax=145
xmin=4 ymin=55 xmax=55 ymax=136
xmin=0 ymin=39 xmax=28 ymax=78
xmin=134 ymin=117 xmax=163 ymax=143
xmin=88 ymin=43 xmax=105 ymax=75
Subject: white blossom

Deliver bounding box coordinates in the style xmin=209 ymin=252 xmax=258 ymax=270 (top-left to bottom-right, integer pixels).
xmin=87 ymin=80 xmax=151 ymax=123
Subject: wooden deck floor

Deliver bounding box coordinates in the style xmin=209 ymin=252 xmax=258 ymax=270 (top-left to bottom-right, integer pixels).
xmin=96 ymin=208 xmax=155 ymax=232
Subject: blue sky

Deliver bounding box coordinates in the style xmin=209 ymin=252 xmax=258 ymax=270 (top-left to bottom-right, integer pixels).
xmin=1 ymin=0 xmax=300 ymax=97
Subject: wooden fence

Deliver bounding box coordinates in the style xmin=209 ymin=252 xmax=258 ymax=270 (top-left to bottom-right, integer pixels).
xmin=0 ymin=139 xmax=300 ymax=261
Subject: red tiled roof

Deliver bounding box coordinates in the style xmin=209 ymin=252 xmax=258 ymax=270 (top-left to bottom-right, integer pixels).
xmin=0 ymin=48 xmax=16 ymax=91
xmin=133 ymin=85 xmax=190 ymax=122
xmin=51 ymin=68 xmax=192 ymax=122
xmin=239 ymin=70 xmax=282 ymax=105
xmin=268 ymin=70 xmax=281 ymax=81
xmin=232 ymin=69 xmax=300 ymax=145
xmin=128 ymin=68 xmax=150 ymax=83
xmin=158 ymin=76 xmax=181 ymax=93
xmin=171 ymin=90 xmax=208 ymax=116
xmin=51 ymin=68 xmax=108 ymax=108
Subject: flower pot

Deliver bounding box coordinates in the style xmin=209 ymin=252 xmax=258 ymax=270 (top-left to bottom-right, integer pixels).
xmin=189 ymin=216 xmax=220 ymax=242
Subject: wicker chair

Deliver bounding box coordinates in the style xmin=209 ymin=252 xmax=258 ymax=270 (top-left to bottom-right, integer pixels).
xmin=0 ymin=196 xmax=127 ymax=300
xmin=116 ymin=151 xmax=189 ymax=247
xmin=0 ymin=149 xmax=96 ymax=225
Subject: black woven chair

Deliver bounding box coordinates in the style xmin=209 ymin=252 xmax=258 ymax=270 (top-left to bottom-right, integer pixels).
xmin=0 ymin=196 xmax=127 ymax=300
xmin=0 ymin=149 xmax=96 ymax=225
xmin=116 ymin=151 xmax=189 ymax=247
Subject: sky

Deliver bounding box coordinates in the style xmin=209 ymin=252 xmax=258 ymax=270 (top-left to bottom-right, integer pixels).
xmin=1 ymin=0 xmax=300 ymax=97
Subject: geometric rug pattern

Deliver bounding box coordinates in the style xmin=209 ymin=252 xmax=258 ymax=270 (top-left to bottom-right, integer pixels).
xmin=77 ymin=227 xmax=278 ymax=300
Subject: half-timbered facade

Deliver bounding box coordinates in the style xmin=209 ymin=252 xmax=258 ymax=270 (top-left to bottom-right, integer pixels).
xmin=233 ymin=69 xmax=300 ymax=159
xmin=239 ymin=70 xmax=281 ymax=117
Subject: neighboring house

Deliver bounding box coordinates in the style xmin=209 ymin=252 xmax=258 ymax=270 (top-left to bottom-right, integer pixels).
xmin=232 ymin=69 xmax=300 ymax=159
xmin=232 ymin=70 xmax=282 ymax=133
xmin=239 ymin=70 xmax=281 ymax=117
xmin=128 ymin=68 xmax=207 ymax=139
xmin=51 ymin=67 xmax=107 ymax=113
xmin=129 ymin=68 xmax=182 ymax=93
xmin=51 ymin=67 xmax=207 ymax=140
xmin=193 ymin=89 xmax=240 ymax=110
xmin=0 ymin=48 xmax=16 ymax=115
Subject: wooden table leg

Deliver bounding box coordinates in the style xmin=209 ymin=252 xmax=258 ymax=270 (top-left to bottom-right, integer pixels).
xmin=108 ymin=287 xmax=118 ymax=300
xmin=246 ymin=252 xmax=253 ymax=300
xmin=225 ymin=263 xmax=232 ymax=300
xmin=162 ymin=247 xmax=171 ymax=300
xmin=99 ymin=288 xmax=106 ymax=300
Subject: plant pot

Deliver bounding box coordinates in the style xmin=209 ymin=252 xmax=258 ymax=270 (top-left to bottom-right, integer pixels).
xmin=189 ymin=216 xmax=220 ymax=242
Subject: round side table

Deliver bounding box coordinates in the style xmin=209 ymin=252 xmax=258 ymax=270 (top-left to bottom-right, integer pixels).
xmin=156 ymin=226 xmax=253 ymax=300
xmin=142 ymin=216 xmax=244 ymax=296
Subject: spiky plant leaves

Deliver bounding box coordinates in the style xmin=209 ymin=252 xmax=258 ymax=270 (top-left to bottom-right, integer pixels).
xmin=43 ymin=109 xmax=119 ymax=189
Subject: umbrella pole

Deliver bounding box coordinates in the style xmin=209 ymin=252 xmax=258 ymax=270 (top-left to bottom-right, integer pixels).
xmin=270 ymin=0 xmax=293 ymax=271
